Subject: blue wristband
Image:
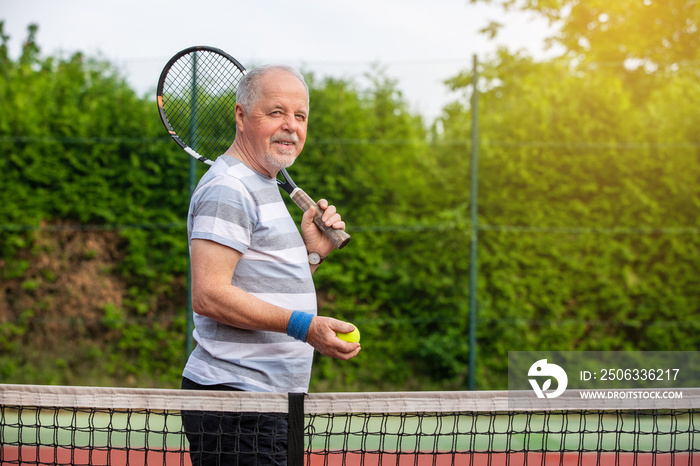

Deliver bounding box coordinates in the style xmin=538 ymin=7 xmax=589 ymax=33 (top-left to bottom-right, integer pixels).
xmin=287 ymin=311 xmax=314 ymax=342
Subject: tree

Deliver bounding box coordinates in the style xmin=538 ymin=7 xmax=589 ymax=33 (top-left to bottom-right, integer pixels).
xmin=471 ymin=0 xmax=700 ymax=70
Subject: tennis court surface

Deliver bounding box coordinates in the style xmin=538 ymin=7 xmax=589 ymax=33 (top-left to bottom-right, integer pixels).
xmin=1 ymin=384 xmax=698 ymax=465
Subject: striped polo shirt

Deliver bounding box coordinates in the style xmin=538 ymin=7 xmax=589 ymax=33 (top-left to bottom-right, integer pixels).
xmin=182 ymin=155 xmax=316 ymax=393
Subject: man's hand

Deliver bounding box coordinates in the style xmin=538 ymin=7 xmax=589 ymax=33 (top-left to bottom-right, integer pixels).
xmin=301 ymin=199 xmax=345 ymax=260
xmin=305 ymin=316 xmax=361 ymax=360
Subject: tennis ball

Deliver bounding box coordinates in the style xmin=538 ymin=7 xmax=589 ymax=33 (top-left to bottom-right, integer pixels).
xmin=336 ymin=326 xmax=360 ymax=343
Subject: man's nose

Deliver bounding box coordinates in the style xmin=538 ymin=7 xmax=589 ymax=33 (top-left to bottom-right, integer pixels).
xmin=281 ymin=113 xmax=298 ymax=132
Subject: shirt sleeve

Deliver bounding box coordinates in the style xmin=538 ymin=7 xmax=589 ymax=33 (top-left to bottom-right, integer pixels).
xmin=189 ymin=176 xmax=258 ymax=254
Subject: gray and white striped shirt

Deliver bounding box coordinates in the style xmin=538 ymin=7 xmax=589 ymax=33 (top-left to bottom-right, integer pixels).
xmin=183 ymin=156 xmax=316 ymax=392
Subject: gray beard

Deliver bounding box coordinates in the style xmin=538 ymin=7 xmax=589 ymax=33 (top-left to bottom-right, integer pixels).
xmin=265 ymin=151 xmax=295 ymax=170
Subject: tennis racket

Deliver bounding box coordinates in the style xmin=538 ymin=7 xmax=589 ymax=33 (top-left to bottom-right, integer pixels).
xmin=156 ymin=45 xmax=351 ymax=249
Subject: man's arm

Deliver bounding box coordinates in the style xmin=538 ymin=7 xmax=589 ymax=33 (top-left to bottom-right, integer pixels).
xmin=190 ymin=239 xmax=360 ymax=360
xmin=190 ymin=238 xmax=290 ymax=333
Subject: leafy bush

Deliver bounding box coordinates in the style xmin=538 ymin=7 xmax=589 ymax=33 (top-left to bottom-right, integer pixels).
xmin=0 ymin=24 xmax=697 ymax=390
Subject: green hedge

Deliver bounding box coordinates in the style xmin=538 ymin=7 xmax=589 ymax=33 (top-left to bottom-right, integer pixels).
xmin=0 ymin=25 xmax=697 ymax=390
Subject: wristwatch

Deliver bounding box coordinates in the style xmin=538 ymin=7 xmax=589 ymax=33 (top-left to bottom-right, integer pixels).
xmin=308 ymin=252 xmax=324 ymax=265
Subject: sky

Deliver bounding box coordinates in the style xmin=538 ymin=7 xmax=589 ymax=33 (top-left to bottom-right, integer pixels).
xmin=1 ymin=0 xmax=560 ymax=121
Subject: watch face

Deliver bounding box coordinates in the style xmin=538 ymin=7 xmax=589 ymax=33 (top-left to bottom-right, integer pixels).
xmin=308 ymin=252 xmax=322 ymax=265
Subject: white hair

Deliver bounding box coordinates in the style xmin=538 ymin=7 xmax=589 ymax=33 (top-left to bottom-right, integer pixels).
xmin=236 ymin=64 xmax=309 ymax=112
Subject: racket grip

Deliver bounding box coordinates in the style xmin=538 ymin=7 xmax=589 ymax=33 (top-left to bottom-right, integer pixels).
xmin=290 ymin=188 xmax=351 ymax=249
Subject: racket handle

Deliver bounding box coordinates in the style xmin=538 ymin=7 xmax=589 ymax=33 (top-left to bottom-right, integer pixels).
xmin=290 ymin=188 xmax=351 ymax=249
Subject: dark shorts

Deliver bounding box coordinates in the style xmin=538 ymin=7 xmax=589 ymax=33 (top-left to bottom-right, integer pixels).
xmin=181 ymin=377 xmax=288 ymax=466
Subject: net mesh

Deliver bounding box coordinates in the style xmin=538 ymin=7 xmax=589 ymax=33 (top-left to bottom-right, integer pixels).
xmin=1 ymin=384 xmax=698 ymax=466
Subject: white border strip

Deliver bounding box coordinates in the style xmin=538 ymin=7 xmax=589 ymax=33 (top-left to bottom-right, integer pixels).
xmin=1 ymin=384 xmax=699 ymax=413
xmin=0 ymin=384 xmax=289 ymax=413
xmin=305 ymin=389 xmax=700 ymax=413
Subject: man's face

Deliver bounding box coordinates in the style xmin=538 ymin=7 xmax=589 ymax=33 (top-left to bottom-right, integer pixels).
xmin=239 ymin=70 xmax=309 ymax=176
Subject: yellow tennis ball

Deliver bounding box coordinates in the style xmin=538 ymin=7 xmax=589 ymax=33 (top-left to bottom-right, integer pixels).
xmin=336 ymin=326 xmax=360 ymax=343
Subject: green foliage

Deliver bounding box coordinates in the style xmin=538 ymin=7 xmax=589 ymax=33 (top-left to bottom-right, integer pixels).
xmin=436 ymin=48 xmax=699 ymax=388
xmin=0 ymin=22 xmax=697 ymax=391
xmin=470 ymin=0 xmax=700 ymax=72
xmin=0 ymin=23 xmax=190 ymax=387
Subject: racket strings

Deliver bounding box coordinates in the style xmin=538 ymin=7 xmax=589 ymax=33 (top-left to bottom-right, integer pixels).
xmin=161 ymin=50 xmax=244 ymax=158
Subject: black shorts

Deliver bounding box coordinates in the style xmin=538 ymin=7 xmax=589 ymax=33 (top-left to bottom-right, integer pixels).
xmin=181 ymin=377 xmax=288 ymax=466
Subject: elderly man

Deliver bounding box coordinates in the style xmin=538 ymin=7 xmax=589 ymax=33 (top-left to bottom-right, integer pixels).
xmin=181 ymin=65 xmax=360 ymax=465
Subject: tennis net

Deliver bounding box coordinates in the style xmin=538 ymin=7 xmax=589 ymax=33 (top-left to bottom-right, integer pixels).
xmin=1 ymin=384 xmax=698 ymax=465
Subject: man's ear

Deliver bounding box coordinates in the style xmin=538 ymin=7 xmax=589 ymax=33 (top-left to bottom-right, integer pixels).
xmin=234 ymin=103 xmax=246 ymax=132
